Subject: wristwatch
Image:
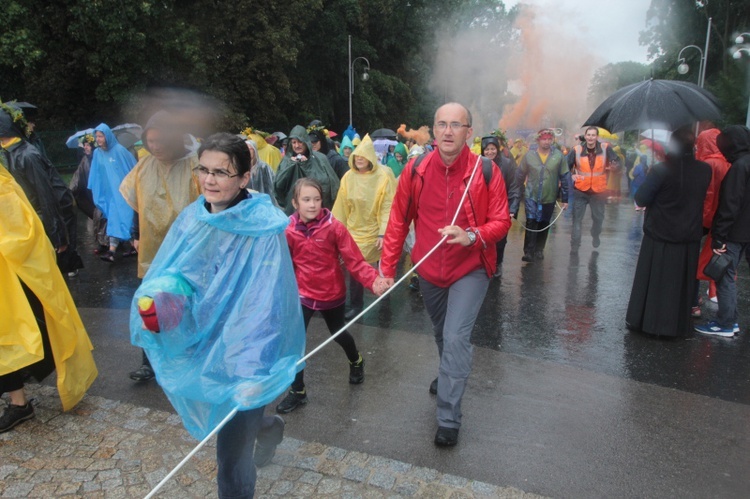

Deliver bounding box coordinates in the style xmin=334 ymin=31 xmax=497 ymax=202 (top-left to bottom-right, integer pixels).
xmin=465 ymin=228 xmax=477 ymax=246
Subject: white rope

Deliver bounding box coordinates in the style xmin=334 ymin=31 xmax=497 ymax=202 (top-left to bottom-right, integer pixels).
xmin=144 ymin=155 xmax=484 ymax=498
xmin=518 ymin=201 xmax=565 ymax=233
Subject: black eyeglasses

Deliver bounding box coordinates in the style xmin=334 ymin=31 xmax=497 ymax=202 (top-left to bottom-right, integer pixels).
xmin=434 ymin=122 xmax=471 ymax=131
xmin=193 ymin=166 xmax=239 ymax=181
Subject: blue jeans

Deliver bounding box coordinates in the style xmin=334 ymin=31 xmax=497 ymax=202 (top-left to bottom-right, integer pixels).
xmin=216 ymin=407 xmax=265 ymax=499
xmin=715 ymin=241 xmax=748 ymax=328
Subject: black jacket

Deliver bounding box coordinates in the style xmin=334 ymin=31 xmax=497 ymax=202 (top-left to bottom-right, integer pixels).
xmin=5 ymin=140 xmax=72 ymax=248
xmin=635 ymin=154 xmax=711 ymax=244
xmin=712 ymin=125 xmax=750 ymax=245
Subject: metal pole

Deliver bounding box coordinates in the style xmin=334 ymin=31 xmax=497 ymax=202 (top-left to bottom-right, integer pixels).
xmin=699 ymin=17 xmax=711 ymax=88
xmin=348 ymin=35 xmax=353 ymax=128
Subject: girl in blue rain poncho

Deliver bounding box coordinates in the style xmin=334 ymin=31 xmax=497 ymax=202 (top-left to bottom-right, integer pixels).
xmin=87 ymin=123 xmax=137 ymax=261
xmin=130 ymin=133 xmax=305 ymax=498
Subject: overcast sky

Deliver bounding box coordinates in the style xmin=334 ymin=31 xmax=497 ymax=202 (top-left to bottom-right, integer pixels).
xmin=504 ymin=0 xmax=653 ymax=64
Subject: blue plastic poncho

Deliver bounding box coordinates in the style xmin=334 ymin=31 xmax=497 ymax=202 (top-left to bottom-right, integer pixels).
xmin=88 ymin=123 xmax=137 ymax=240
xmin=130 ymin=193 xmax=306 ymax=439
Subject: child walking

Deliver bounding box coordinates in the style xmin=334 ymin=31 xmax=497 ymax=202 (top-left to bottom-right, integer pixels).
xmin=277 ymin=178 xmax=386 ymax=413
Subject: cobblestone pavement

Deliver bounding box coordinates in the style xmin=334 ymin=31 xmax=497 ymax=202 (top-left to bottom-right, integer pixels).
xmin=0 ymin=385 xmax=543 ymax=498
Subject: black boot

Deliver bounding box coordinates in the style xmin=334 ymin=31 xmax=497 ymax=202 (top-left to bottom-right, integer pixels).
xmin=535 ymin=222 xmax=550 ymax=261
xmin=522 ymin=220 xmax=538 ymax=262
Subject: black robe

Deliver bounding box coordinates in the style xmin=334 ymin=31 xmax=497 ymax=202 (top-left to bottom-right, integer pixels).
xmin=626 ymin=154 xmax=711 ymax=337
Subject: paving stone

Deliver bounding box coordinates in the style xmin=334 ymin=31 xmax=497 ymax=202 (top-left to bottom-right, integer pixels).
xmin=343 ymin=464 xmax=371 ymax=483
xmin=324 ymin=446 xmax=348 ymax=461
xmin=317 ymin=477 xmax=343 ymax=494
xmin=471 ymin=480 xmax=499 ymax=496
xmin=299 ymin=470 xmax=323 ymax=485
xmin=296 ymin=456 xmax=321 ymax=471
xmin=368 ymin=470 xmax=397 ymax=490
xmin=409 ymin=465 xmax=439 ymax=482
xmin=268 ymin=479 xmax=294 ymax=495
xmin=441 ymin=473 xmax=469 ymax=487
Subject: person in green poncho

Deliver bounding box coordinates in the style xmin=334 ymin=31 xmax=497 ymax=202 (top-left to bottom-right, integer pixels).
xmin=386 ymin=142 xmax=408 ymax=178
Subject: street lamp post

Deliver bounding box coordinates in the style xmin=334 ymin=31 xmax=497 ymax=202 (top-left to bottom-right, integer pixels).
xmin=676 ymin=17 xmax=711 ymax=88
xmin=733 ymin=33 xmax=750 ymax=127
xmin=348 ymin=35 xmax=371 ymax=128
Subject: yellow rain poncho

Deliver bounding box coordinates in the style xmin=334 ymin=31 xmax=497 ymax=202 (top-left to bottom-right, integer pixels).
xmin=0 ymin=166 xmax=97 ymax=411
xmin=249 ymin=133 xmax=282 ymax=173
xmin=332 ymin=134 xmax=396 ymax=263
xmin=470 ymin=137 xmax=482 ymax=155
xmin=119 ymin=153 xmax=200 ymax=278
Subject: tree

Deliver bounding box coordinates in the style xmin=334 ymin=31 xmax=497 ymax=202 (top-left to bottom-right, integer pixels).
xmin=640 ymin=0 xmax=750 ymax=125
xmin=588 ymin=62 xmax=652 ymax=108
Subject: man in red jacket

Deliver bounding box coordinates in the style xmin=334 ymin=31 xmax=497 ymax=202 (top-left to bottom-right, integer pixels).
xmin=380 ymin=102 xmax=511 ymax=447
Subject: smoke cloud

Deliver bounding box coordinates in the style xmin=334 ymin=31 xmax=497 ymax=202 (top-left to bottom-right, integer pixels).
xmin=430 ymin=1 xmax=604 ymax=145
xmin=397 ymin=124 xmax=431 ymax=145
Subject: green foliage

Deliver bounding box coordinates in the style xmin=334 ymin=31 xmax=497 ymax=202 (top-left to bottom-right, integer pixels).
xmin=588 ymin=61 xmax=652 ymax=108
xmin=640 ymin=0 xmax=750 ymax=126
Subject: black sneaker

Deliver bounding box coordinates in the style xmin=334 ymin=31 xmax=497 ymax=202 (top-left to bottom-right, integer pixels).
xmin=129 ymin=364 xmax=155 ymax=382
xmin=276 ymin=390 xmax=307 ymax=414
xmin=409 ymin=276 xmax=420 ymax=291
xmin=344 ymin=308 xmax=362 ymax=321
xmin=534 ymin=251 xmax=544 ymax=261
xmin=522 ymin=253 xmax=534 ymax=262
xmin=429 ymin=377 xmax=438 ymax=395
xmin=0 ymin=402 xmax=35 ymax=433
xmin=592 ymin=235 xmax=601 ymax=248
xmin=349 ymin=355 xmax=365 ymax=384
xmin=255 ymin=415 xmax=285 ymax=468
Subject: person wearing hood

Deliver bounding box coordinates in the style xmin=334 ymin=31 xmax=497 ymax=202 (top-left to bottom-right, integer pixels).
xmin=0 ymin=164 xmax=97 ymax=433
xmin=626 ymin=126 xmax=711 ymax=337
xmin=88 ymin=122 xmax=137 ymax=262
xmin=694 ymin=125 xmax=750 ymax=337
xmin=245 ymin=138 xmax=277 ymax=201
xmin=386 ymin=142 xmax=408 ymax=178
xmin=247 ymin=131 xmax=282 ymax=172
xmin=0 ymin=103 xmax=83 ymax=277
xmin=69 ymin=134 xmax=110 ymax=256
xmin=274 ymin=125 xmax=340 ymax=215
xmin=693 ymin=129 xmax=732 ymax=308
xmin=309 ymin=128 xmax=349 ymax=179
xmin=510 ymin=129 xmax=569 ymax=262
xmin=332 ymin=134 xmax=396 ymax=320
xmin=119 ymin=111 xmax=201 ymax=382
xmin=339 ymin=135 xmax=355 ymax=160
xmin=481 ymin=135 xmax=520 ymax=275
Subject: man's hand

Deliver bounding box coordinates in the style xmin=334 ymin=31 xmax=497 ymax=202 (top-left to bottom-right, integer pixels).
xmin=372 ymin=276 xmax=391 ymax=296
xmin=376 ymin=236 xmax=384 ymax=251
xmin=713 ymin=244 xmax=727 ymax=255
xmin=133 ymin=239 xmax=140 ymax=252
xmin=439 ymin=225 xmax=472 ymax=246
xmin=561 ymin=203 xmax=568 ymax=210
xmin=572 ymin=174 xmax=583 ymax=182
xmin=56 ymin=244 xmax=68 ymax=254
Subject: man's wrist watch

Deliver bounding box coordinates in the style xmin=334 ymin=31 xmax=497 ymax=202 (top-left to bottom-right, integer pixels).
xmin=465 ymin=228 xmax=477 ymax=246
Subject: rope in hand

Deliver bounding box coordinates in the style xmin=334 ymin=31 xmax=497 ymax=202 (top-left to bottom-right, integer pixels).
xmin=144 ymin=155 xmax=484 ymax=499
xmin=517 ymin=201 xmax=566 ymax=233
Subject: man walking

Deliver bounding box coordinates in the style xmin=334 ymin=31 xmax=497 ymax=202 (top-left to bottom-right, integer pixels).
xmin=695 ymin=125 xmax=750 ymax=337
xmin=568 ymin=126 xmax=620 ymax=251
xmin=511 ymin=129 xmax=569 ymax=262
xmin=380 ymin=103 xmax=511 ymax=446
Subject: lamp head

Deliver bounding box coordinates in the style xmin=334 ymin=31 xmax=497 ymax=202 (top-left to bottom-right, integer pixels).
xmin=677 ymin=62 xmax=689 ymax=75
xmin=736 ymin=35 xmax=745 ymax=44
xmin=733 ymin=51 xmax=743 ymax=60
xmin=362 ymin=69 xmax=369 ymax=82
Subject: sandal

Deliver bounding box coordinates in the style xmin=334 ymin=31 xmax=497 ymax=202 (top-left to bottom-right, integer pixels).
xmin=99 ymin=251 xmax=115 ymax=263
xmin=122 ymin=248 xmax=138 ymax=257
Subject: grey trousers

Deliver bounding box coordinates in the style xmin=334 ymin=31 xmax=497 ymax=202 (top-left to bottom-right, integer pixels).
xmin=420 ymin=269 xmax=490 ymax=428
xmin=571 ymin=190 xmax=606 ymax=248
xmin=716 ymin=241 xmax=748 ymax=328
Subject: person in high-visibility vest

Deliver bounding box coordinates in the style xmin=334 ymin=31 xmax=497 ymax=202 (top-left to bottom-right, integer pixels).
xmin=567 ymin=126 xmax=620 ymax=252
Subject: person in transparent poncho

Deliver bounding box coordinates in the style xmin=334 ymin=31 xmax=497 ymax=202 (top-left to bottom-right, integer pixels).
xmin=130 ymin=133 xmax=305 ymax=497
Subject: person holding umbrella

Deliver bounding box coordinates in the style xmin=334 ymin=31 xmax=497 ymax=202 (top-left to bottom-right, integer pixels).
xmin=625 ymin=126 xmax=711 ymax=337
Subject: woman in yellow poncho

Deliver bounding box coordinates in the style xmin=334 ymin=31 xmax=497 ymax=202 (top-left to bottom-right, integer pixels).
xmin=332 ymin=134 xmax=396 ymax=319
xmin=0 ymin=165 xmax=97 ymax=432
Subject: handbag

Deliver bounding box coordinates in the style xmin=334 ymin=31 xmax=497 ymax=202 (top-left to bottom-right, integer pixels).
xmin=703 ymin=252 xmax=732 ymax=282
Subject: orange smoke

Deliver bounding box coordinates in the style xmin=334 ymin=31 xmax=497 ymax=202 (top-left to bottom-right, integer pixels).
xmin=397 ymin=124 xmax=431 ymax=146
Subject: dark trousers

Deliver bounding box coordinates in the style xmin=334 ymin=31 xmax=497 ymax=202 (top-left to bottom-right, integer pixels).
xmin=571 ymin=190 xmax=605 ymax=248
xmin=291 ymin=304 xmax=359 ymax=391
xmin=216 ymin=407 xmax=265 ymax=499
xmin=716 ymin=242 xmax=748 ymax=328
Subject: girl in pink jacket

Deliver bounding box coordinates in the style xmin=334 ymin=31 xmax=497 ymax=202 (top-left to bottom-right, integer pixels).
xmin=276 ymin=178 xmax=383 ymax=414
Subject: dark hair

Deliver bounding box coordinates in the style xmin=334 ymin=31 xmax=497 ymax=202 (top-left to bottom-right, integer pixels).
xmin=585 ymin=126 xmax=599 ymax=136
xmin=292 ymin=177 xmax=323 ymax=201
xmin=198 ymin=132 xmax=251 ymax=175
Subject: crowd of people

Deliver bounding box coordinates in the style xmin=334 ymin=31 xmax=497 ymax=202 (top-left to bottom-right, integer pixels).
xmin=2 ymin=97 xmax=750 ymax=498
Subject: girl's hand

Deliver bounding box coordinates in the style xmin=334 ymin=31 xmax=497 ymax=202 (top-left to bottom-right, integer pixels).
xmin=376 ymin=236 xmax=384 ymax=251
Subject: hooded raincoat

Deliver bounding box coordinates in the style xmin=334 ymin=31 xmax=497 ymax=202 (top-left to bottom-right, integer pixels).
xmin=339 ymin=136 xmax=354 ymax=158
xmin=119 ymin=149 xmax=200 ymax=278
xmin=1 ymin=166 xmax=97 ymax=410
xmin=274 ymin=125 xmax=340 ymax=215
xmin=130 ymin=193 xmax=305 ymax=439
xmin=332 ymin=134 xmax=396 ymax=264
xmin=88 ymin=123 xmax=137 ymax=240
xmin=386 ymin=142 xmax=408 ymax=178
xmin=246 ymin=139 xmax=277 ymax=201
xmin=248 ymin=133 xmax=282 ymax=172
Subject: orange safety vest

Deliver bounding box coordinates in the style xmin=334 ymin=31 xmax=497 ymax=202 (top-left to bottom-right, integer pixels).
xmin=573 ymin=142 xmax=609 ymax=193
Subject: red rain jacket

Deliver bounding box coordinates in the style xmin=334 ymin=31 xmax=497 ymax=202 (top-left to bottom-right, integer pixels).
xmin=380 ymin=146 xmax=511 ymax=287
xmin=286 ymin=208 xmax=378 ymax=304
xmin=696 ymin=128 xmax=731 ymax=228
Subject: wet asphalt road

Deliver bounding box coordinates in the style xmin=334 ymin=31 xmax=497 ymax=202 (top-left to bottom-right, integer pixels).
xmin=63 ymin=198 xmax=750 ymax=498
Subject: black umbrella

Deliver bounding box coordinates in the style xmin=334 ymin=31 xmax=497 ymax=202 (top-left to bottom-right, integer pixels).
xmin=583 ymin=79 xmax=721 ymax=132
xmin=370 ymin=128 xmax=397 ymax=139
